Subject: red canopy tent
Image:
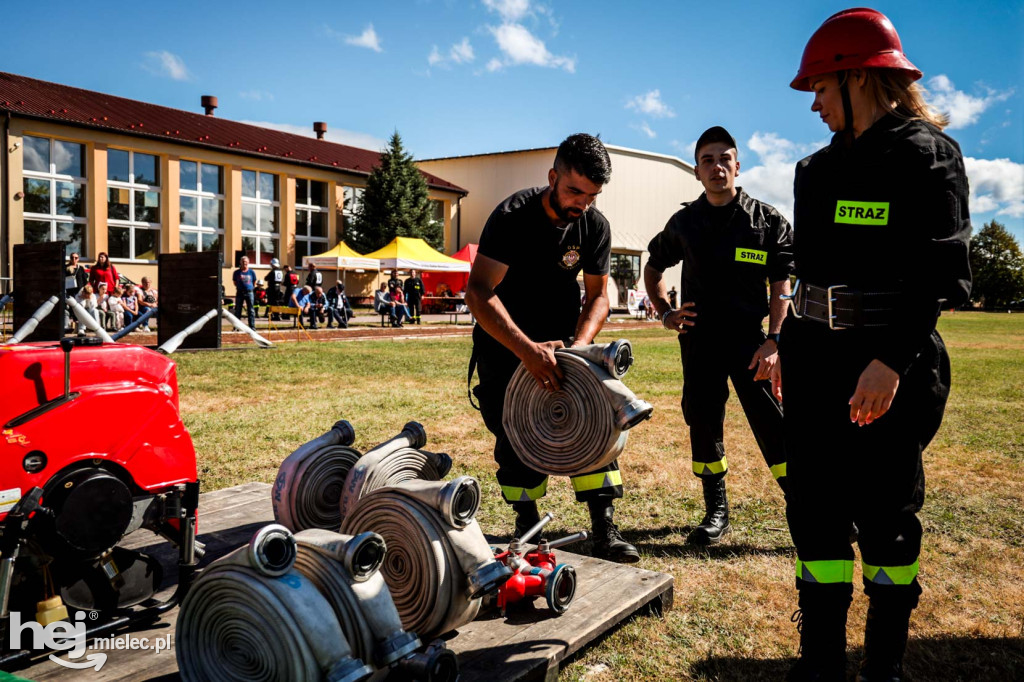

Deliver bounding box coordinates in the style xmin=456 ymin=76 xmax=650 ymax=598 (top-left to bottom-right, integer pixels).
xmin=422 ymin=243 xmax=477 ymax=295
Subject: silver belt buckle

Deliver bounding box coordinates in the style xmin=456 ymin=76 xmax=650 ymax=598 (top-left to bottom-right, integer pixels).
xmin=827 ymin=284 xmax=848 ymax=330
xmin=780 ymin=278 xmax=802 ymax=318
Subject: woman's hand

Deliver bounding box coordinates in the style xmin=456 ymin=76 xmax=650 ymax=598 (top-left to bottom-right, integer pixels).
xmin=849 ymin=359 xmax=900 ymax=426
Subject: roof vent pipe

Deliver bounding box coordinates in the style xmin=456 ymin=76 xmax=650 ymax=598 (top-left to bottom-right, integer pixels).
xmin=314 ymin=122 xmax=327 ymax=140
xmin=201 ymin=95 xmax=218 ymax=116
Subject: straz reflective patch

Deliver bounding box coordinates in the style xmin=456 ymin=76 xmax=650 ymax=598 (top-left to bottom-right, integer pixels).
xmin=735 ymin=248 xmax=767 ymax=265
xmin=835 ymin=200 xmax=889 ymax=225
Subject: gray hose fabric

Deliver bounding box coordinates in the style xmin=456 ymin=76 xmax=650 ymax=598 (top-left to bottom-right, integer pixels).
xmin=176 ymin=525 xmax=373 ymax=682
xmin=275 ymin=420 xmax=363 ymax=532
xmin=339 ymin=422 xmax=452 ymax=523
xmin=502 ymin=342 xmax=653 ymax=476
xmin=340 ymin=478 xmax=511 ymax=640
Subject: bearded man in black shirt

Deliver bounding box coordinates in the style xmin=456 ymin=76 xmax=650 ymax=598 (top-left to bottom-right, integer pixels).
xmin=644 ymin=126 xmax=793 ymax=546
xmin=466 ymin=133 xmax=638 ymax=564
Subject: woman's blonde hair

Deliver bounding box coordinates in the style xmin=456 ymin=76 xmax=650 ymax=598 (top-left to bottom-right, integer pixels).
xmin=864 ymin=68 xmax=948 ymax=130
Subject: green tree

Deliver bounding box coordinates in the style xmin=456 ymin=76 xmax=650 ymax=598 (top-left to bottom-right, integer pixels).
xmin=969 ymin=220 xmax=1024 ymax=309
xmin=345 ymin=131 xmax=440 ymax=253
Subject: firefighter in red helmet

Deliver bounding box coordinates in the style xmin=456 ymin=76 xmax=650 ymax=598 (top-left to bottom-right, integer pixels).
xmin=774 ymin=8 xmax=972 ymax=681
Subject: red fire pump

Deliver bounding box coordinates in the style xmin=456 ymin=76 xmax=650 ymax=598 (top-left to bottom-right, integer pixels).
xmin=0 ymin=338 xmax=201 ymax=667
xmin=491 ymin=513 xmax=586 ymax=616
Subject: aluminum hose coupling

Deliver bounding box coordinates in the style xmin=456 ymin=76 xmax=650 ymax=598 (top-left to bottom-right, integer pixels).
xmin=274 ymin=419 xmax=363 ymax=532
xmin=502 ymin=341 xmax=654 ymax=476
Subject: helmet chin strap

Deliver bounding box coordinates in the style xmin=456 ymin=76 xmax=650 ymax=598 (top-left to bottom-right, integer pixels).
xmin=839 ymin=70 xmax=855 ymax=146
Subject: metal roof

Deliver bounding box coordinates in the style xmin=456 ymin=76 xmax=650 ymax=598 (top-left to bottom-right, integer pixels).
xmin=419 ymin=142 xmax=695 ymax=172
xmin=0 ymin=71 xmax=467 ymax=194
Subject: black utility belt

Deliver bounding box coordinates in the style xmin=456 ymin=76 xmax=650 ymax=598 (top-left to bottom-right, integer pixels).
xmin=784 ymin=280 xmax=905 ymax=329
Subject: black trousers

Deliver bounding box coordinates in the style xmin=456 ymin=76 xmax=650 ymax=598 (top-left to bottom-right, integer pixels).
xmin=781 ymin=320 xmax=949 ymax=605
xmin=473 ymin=349 xmax=623 ymax=504
xmin=407 ymin=297 xmax=422 ymax=323
xmin=679 ymin=324 xmax=786 ymax=482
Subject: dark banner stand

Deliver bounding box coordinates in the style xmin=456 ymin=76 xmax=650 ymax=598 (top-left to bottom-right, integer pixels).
xmin=13 ymin=241 xmax=66 ymax=342
xmin=157 ymin=252 xmax=222 ymax=351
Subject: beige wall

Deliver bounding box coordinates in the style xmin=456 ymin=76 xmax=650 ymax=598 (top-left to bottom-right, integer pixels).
xmin=418 ymin=145 xmax=703 ymax=305
xmin=4 ymin=118 xmax=463 ymax=297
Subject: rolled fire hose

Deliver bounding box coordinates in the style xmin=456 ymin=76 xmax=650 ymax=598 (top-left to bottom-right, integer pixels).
xmin=157 ymin=308 xmax=218 ymax=354
xmin=340 ymin=477 xmax=512 ymax=640
xmin=221 ymin=308 xmax=273 ymax=348
xmin=8 ymin=295 xmax=58 ymax=343
xmin=274 ymin=420 xmax=363 ymax=532
xmin=176 ymin=524 xmax=373 ymax=682
xmin=339 ymin=422 xmax=452 ymax=523
xmin=502 ymin=340 xmax=653 ymax=476
xmin=66 ymin=296 xmax=115 ymax=343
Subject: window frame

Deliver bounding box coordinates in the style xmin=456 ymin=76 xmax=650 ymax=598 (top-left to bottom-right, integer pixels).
xmin=106 ymin=149 xmax=162 ymax=263
xmin=21 ymin=135 xmax=88 ymax=256
xmin=294 ymin=178 xmax=330 ymax=268
xmin=178 ymin=159 xmax=225 ymax=257
xmin=240 ymin=170 xmax=279 ymax=267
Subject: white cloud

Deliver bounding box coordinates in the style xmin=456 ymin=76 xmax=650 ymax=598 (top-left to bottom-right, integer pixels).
xmin=964 ymin=156 xmax=1024 ymax=219
xmin=626 ymin=90 xmax=675 ymax=118
xmin=926 ymin=75 xmax=1014 ymax=130
xmin=345 ymin=25 xmax=383 ymax=52
xmin=450 ymin=37 xmax=475 ymax=64
xmin=670 ymin=139 xmax=697 ymax=161
xmin=482 ymin=0 xmax=531 ymax=22
xmin=142 ymin=51 xmax=190 ymax=81
xmin=237 ymin=120 xmax=388 ymax=153
xmin=238 ymin=89 xmax=274 ymax=101
xmin=428 ymin=38 xmax=475 ymax=68
xmin=632 ymin=122 xmax=656 ymax=139
xmin=487 ymin=23 xmax=574 ymax=72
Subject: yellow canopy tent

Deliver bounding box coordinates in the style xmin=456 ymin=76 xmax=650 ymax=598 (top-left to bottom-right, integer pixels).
xmin=363 ymin=237 xmax=471 ymax=273
xmin=302 ymin=241 xmax=380 ymax=294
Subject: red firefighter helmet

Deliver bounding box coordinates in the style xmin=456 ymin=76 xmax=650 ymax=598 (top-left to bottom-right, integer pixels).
xmin=790 ymin=7 xmax=922 ymax=91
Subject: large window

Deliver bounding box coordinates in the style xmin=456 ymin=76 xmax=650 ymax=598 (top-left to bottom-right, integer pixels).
xmin=179 ymin=160 xmax=224 ymax=256
xmin=241 ymin=170 xmax=278 ymax=266
xmin=107 ymin=149 xmax=161 ymax=261
xmin=610 ymin=252 xmax=641 ymax=306
xmin=22 ymin=135 xmax=87 ymax=256
xmin=295 ymin=178 xmax=329 ymax=265
xmin=341 ymin=185 xmax=363 ymax=226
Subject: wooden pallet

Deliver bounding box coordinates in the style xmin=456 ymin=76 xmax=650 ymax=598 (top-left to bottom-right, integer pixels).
xmin=12 ymin=483 xmax=673 ymax=681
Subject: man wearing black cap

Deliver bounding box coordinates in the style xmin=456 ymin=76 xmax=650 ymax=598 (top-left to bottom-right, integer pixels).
xmin=643 ymin=126 xmax=793 ymax=545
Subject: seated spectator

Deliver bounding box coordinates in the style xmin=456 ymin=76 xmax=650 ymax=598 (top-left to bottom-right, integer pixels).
xmin=74 ymin=284 xmax=97 ymax=333
xmin=326 ymin=282 xmax=354 ymax=329
xmin=137 ymin=277 xmax=158 ymax=332
xmin=308 ymin=285 xmax=328 ymax=329
xmin=388 ymin=287 xmax=410 ymax=328
xmin=436 ymin=282 xmax=453 ymax=297
xmin=641 ymin=294 xmax=656 ymax=321
xmin=290 ymin=285 xmax=312 ymax=324
xmin=107 ymin=286 xmax=125 ymax=331
xmin=254 ymin=281 xmax=269 ymax=314
xmin=373 ymin=283 xmax=390 ymax=317
xmin=121 ymin=286 xmax=139 ymax=328
xmin=96 ymin=282 xmax=113 ymax=330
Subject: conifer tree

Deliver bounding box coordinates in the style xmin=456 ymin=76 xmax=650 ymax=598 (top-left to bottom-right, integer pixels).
xmin=345 ymin=132 xmax=441 ymax=253
xmin=970 ymin=220 xmax=1024 ymax=309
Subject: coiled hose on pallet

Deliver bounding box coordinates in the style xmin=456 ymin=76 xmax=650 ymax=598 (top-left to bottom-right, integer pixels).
xmin=274 ymin=420 xmax=363 ymax=532
xmin=340 ymin=477 xmax=512 ymax=640
xmin=176 ymin=524 xmax=373 ymax=682
xmin=502 ymin=340 xmax=653 ymax=476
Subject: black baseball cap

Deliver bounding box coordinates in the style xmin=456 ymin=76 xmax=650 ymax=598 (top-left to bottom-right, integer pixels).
xmin=694 ymin=126 xmax=737 ymax=162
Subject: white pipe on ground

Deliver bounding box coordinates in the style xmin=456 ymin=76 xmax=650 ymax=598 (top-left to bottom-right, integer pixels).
xmin=221 ymin=308 xmax=273 ymax=347
xmin=66 ymin=297 xmax=114 ymax=343
xmin=157 ymin=308 xmax=219 ymax=354
xmin=8 ymin=295 xmax=59 ymax=343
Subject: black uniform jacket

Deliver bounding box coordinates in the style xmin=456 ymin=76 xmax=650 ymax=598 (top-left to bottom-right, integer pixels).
xmin=791 ymin=114 xmax=972 ymax=375
xmin=646 ymin=189 xmax=794 ymax=328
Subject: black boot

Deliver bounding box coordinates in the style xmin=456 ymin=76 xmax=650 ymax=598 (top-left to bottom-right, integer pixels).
xmin=788 ymin=585 xmax=852 ymax=681
xmin=588 ymin=500 xmax=639 ymax=564
xmin=857 ymin=597 xmax=913 ymax=681
xmin=687 ymin=476 xmax=730 ymax=545
xmin=511 ymin=501 xmax=540 ymax=540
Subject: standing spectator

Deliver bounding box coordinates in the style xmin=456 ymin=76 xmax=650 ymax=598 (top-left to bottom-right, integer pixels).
xmin=404 ymin=269 xmax=425 ymax=325
xmin=387 ymin=269 xmax=402 ymax=294
xmin=121 ymin=285 xmax=139 ymax=328
xmin=308 ymin=285 xmax=328 ymax=329
xmin=107 ymin=286 xmax=125 ymax=330
xmin=668 ymin=286 xmax=678 ymax=309
xmin=265 ymin=258 xmax=284 ymax=319
xmin=233 ymin=256 xmax=258 ymax=329
xmin=137 ymin=277 xmax=158 ymax=332
xmin=282 ymin=265 xmax=298 ymax=320
xmin=65 ymin=252 xmax=88 ymax=296
xmin=305 ymin=263 xmax=324 ymax=290
xmin=326 ymin=281 xmax=354 ymax=329
xmin=88 ymin=252 xmax=118 ymax=293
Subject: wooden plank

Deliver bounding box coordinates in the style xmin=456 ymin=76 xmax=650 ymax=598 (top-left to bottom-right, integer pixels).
xmin=11 ymin=483 xmax=672 ymax=682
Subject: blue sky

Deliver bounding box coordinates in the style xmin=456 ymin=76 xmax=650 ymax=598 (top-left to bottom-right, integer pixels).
xmin=4 ymin=0 xmax=1022 ymax=240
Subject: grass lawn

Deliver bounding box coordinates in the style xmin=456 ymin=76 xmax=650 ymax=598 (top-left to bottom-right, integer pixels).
xmin=173 ymin=311 xmax=1024 ymax=681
